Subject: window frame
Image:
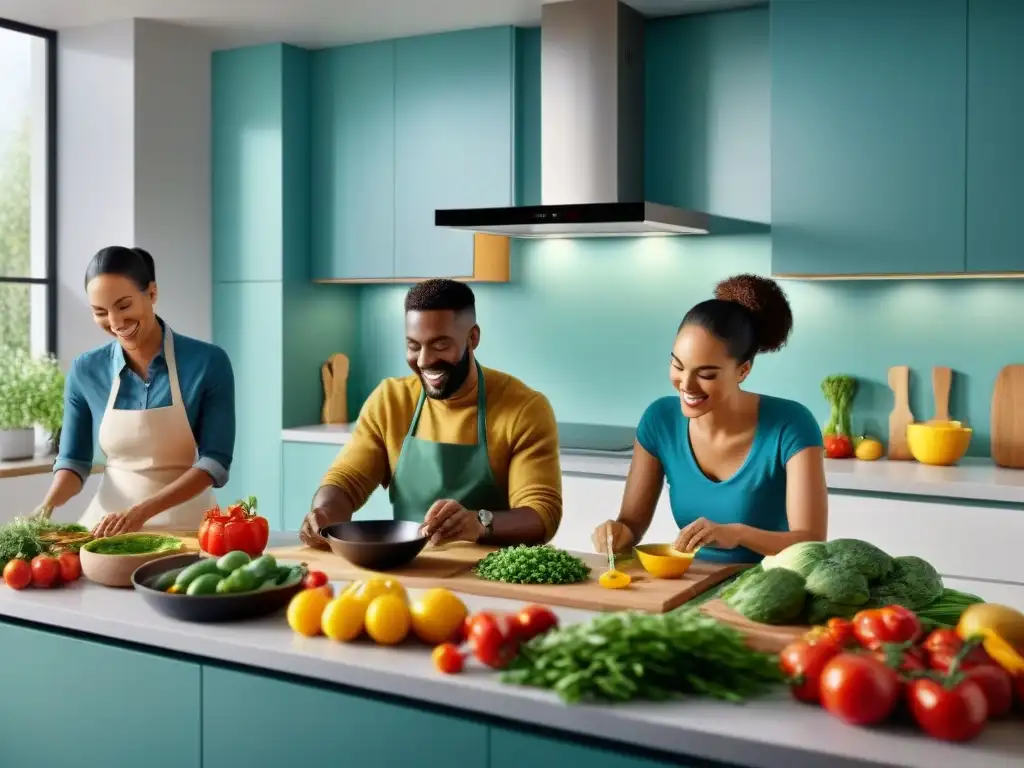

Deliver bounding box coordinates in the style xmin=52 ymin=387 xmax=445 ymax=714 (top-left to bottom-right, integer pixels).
xmin=0 ymin=17 xmax=57 ymax=356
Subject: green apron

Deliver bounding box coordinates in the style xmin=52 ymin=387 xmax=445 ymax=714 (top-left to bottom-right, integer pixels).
xmin=389 ymin=365 xmax=508 ymax=523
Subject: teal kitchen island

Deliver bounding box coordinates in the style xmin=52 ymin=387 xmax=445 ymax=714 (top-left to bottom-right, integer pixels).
xmin=0 ymin=546 xmax=1021 ymax=768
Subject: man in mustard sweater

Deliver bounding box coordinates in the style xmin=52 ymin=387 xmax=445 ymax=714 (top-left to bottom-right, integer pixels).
xmin=300 ymin=279 xmax=563 ymax=549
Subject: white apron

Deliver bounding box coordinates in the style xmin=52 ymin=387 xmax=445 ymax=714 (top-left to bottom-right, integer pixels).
xmin=79 ymin=329 xmax=216 ymax=530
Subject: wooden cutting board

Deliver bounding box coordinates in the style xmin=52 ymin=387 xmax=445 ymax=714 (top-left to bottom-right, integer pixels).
xmin=931 ymin=366 xmax=952 ymax=422
xmin=887 ymin=365 xmax=914 ymax=460
xmin=700 ymin=599 xmax=809 ymax=653
xmin=441 ymin=554 xmax=748 ymax=614
xmin=265 ymin=541 xmax=493 ymax=582
xmin=992 ymin=364 xmax=1024 ymax=469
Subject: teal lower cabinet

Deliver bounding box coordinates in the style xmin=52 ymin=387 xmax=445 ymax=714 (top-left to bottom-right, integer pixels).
xmin=202 ymin=666 xmax=488 ymax=766
xmin=281 ymin=440 xmax=393 ymax=529
xmin=0 ymin=622 xmax=201 ymax=767
xmin=491 ymin=726 xmax=686 ymax=768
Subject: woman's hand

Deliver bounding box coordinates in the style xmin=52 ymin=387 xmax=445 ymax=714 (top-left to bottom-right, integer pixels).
xmin=592 ymin=520 xmax=635 ymax=554
xmin=674 ymin=518 xmax=742 ymax=552
xmin=90 ymin=507 xmax=148 ymax=538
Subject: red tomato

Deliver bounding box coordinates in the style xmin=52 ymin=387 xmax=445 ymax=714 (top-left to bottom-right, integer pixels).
xmin=908 ymin=677 xmax=988 ymax=742
xmin=964 ymin=665 xmax=1014 ymax=718
xmin=927 ymin=644 xmax=993 ymax=674
xmin=302 ymin=570 xmax=328 ymax=590
xmin=824 ymin=434 xmax=854 ymax=459
xmin=921 ymin=628 xmax=962 ymax=655
xmin=825 ymin=617 xmax=857 ymax=648
xmin=872 ymin=646 xmax=926 ymax=679
xmin=198 ymin=496 xmax=269 ymax=557
xmin=30 ymin=555 xmax=60 ymax=588
xmin=513 ymin=605 xmax=558 ymax=641
xmin=57 ymin=552 xmax=82 ymax=583
xmin=779 ymin=639 xmax=841 ymax=704
xmin=1015 ymin=674 xmax=1024 ymax=708
xmin=852 ymin=606 xmax=922 ymax=650
xmin=432 ymin=643 xmax=465 ymax=674
xmin=466 ymin=613 xmax=517 ymax=669
xmin=3 ymin=559 xmax=31 ymax=590
xmin=819 ymin=654 xmax=900 ymax=725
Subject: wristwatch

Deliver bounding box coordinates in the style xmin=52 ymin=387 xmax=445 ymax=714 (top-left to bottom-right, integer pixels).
xmin=476 ymin=509 xmax=494 ymax=541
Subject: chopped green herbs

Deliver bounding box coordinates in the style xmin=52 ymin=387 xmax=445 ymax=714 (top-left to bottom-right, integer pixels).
xmin=83 ymin=534 xmax=183 ymax=556
xmin=474 ymin=545 xmax=591 ymax=585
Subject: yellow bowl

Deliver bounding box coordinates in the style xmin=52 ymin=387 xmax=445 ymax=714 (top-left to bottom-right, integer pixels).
xmin=634 ymin=544 xmax=695 ymax=579
xmin=906 ymin=420 xmax=972 ymax=466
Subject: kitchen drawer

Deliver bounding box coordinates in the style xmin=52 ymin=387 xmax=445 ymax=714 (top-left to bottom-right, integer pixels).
xmin=491 ymin=726 xmax=687 ymax=768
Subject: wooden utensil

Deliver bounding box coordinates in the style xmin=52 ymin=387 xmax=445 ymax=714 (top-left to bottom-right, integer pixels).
xmin=931 ymin=366 xmax=952 ymax=422
xmin=321 ymin=353 xmax=350 ymax=424
xmin=887 ymin=365 xmax=914 ymax=460
xmin=700 ymin=599 xmax=809 ymax=653
xmin=991 ymin=364 xmax=1024 ymax=469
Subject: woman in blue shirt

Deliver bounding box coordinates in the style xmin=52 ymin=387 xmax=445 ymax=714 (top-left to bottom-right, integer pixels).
xmin=36 ymin=246 xmax=236 ymax=538
xmin=593 ymin=274 xmax=827 ymax=564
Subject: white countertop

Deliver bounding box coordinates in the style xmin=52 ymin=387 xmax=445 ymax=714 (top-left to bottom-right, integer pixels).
xmin=0 ymin=539 xmax=1020 ymax=768
xmin=282 ymin=423 xmax=1024 ymax=504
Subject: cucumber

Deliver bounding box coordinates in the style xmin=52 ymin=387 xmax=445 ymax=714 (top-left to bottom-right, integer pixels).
xmin=276 ymin=566 xmax=304 ymax=586
xmin=149 ymin=568 xmax=183 ymax=592
xmin=216 ymin=567 xmax=259 ymax=594
xmin=256 ymin=576 xmax=281 ymax=592
xmin=216 ymin=550 xmax=251 ymax=573
xmin=244 ymin=554 xmax=278 ymax=581
xmin=174 ymin=558 xmax=223 ymax=589
xmin=186 ymin=573 xmax=223 ymax=596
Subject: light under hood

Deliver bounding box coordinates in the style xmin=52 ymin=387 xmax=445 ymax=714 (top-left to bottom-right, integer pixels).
xmin=435 ymin=0 xmax=720 ymax=239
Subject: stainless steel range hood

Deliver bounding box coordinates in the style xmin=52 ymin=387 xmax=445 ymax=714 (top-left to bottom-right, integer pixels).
xmin=435 ymin=0 xmax=715 ymax=238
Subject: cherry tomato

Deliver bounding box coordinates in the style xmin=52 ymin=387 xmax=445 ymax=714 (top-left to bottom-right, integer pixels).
xmin=30 ymin=555 xmax=60 ymax=588
xmin=302 ymin=570 xmax=329 ymax=590
xmin=432 ymin=643 xmax=465 ymax=674
xmin=466 ymin=613 xmax=517 ymax=669
xmin=927 ymin=644 xmax=993 ymax=674
xmin=824 ymin=617 xmax=857 ymax=648
xmin=57 ymin=552 xmax=82 ymax=583
xmin=824 ymin=434 xmax=854 ymax=459
xmin=964 ymin=665 xmax=1014 ymax=718
xmin=872 ymin=646 xmax=926 ymax=679
xmin=921 ymin=628 xmax=962 ymax=655
xmin=852 ymin=606 xmax=922 ymax=650
xmin=513 ymin=604 xmax=558 ymax=641
xmin=3 ymin=559 xmax=31 ymax=590
xmin=779 ymin=639 xmax=841 ymax=704
xmin=908 ymin=677 xmax=989 ymax=742
xmin=819 ymin=654 xmax=900 ymax=726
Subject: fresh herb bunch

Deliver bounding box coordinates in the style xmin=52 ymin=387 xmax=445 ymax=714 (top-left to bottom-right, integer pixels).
xmin=0 ymin=349 xmax=65 ymax=433
xmin=501 ymin=608 xmax=782 ymax=704
xmin=474 ymin=545 xmax=591 ymax=585
xmin=0 ymin=517 xmax=89 ymax=564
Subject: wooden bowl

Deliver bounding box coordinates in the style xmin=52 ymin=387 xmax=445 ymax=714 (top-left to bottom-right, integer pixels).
xmin=80 ymin=534 xmax=186 ymax=588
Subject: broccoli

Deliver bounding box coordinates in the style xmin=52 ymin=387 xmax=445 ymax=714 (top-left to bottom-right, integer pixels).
xmin=821 ymin=375 xmax=857 ymax=436
xmin=805 ymin=596 xmax=862 ymax=625
xmin=724 ymin=567 xmax=807 ymax=625
xmin=805 ymin=559 xmax=871 ymax=605
xmin=868 ymin=555 xmax=943 ymax=610
xmin=825 ymin=538 xmax=894 ymax=581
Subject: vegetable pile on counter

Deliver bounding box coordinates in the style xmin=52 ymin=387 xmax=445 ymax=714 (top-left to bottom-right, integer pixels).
xmin=724 ymin=538 xmax=984 ymax=627
xmin=0 ymin=517 xmax=89 ymax=590
xmin=501 ymin=609 xmax=782 ymax=704
xmin=147 ymin=551 xmax=303 ymax=596
xmin=198 ymin=496 xmax=270 ymax=557
xmin=473 ymin=544 xmax=591 ymax=585
xmin=780 ymin=602 xmax=1024 ymax=742
xmin=820 ymin=374 xmax=857 ymax=458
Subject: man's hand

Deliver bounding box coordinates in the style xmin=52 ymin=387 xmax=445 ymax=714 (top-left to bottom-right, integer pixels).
xmin=299 ymin=508 xmax=335 ymax=551
xmin=419 ymin=499 xmax=484 ymax=546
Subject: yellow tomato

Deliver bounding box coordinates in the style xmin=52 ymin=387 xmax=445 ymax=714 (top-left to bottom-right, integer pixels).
xmin=854 ymin=437 xmax=884 ymax=461
xmin=365 ymin=594 xmax=411 ymax=645
xmin=341 ymin=580 xmax=362 ymax=597
xmin=356 ymin=577 xmax=407 ymax=605
xmin=410 ymin=588 xmax=468 ymax=644
xmin=321 ymin=593 xmax=366 ymax=642
xmin=287 ymin=587 xmax=332 ymax=637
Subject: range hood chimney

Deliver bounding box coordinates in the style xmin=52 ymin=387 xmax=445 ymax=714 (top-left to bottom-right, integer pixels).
xmin=435 ymin=0 xmax=713 ymax=238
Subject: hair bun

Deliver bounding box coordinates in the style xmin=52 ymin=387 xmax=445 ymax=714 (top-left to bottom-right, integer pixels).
xmin=714 ymin=273 xmax=793 ymax=354
xmin=131 ymin=247 xmax=156 ymax=283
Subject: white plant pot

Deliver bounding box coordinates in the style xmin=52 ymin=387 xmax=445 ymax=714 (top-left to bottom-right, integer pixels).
xmin=0 ymin=428 xmax=35 ymax=461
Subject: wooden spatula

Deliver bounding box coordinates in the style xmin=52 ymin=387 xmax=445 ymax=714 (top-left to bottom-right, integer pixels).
xmin=320 ymin=353 xmax=350 ymax=424
xmin=888 ymin=366 xmax=914 ymax=460
xmin=931 ymin=367 xmax=952 ymax=422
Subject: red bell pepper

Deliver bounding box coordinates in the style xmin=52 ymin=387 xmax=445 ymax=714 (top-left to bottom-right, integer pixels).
xmin=198 ymin=496 xmax=270 ymax=557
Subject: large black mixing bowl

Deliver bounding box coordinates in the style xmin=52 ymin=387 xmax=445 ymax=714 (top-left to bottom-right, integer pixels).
xmin=321 ymin=520 xmax=427 ymax=571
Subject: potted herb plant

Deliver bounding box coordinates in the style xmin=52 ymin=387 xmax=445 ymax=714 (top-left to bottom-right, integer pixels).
xmin=0 ymin=349 xmax=65 ymax=461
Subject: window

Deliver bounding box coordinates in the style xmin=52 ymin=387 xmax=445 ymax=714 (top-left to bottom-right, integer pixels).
xmin=0 ymin=19 xmax=55 ymax=357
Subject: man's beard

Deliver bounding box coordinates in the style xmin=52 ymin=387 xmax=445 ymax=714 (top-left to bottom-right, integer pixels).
xmin=420 ymin=345 xmax=472 ymax=400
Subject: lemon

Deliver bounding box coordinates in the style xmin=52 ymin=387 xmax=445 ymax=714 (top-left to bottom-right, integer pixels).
xmin=854 ymin=437 xmax=884 ymax=461
xmin=410 ymin=588 xmax=468 ymax=644
xmin=598 ymin=569 xmax=632 ymax=590
xmin=321 ymin=593 xmax=367 ymax=642
xmin=364 ymin=594 xmax=411 ymax=645
xmin=287 ymin=587 xmax=332 ymax=637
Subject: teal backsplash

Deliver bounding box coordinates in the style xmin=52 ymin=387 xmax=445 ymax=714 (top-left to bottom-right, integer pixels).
xmin=338 ymin=8 xmax=1023 ymax=457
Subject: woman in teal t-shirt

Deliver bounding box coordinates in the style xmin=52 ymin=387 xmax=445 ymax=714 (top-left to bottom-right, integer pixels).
xmin=593 ymin=274 xmax=827 ymax=564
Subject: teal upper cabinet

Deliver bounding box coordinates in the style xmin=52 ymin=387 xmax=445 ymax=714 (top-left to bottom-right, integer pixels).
xmin=394 ymin=27 xmax=515 ymax=279
xmin=212 ymin=45 xmax=285 ymax=283
xmin=771 ymin=0 xmax=967 ymax=277
xmin=966 ymin=0 xmax=1024 ymax=273
xmin=310 ymin=42 xmax=396 ymax=281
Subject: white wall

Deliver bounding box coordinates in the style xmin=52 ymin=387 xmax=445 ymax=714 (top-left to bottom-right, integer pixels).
xmin=56 ymin=19 xmax=212 ymax=367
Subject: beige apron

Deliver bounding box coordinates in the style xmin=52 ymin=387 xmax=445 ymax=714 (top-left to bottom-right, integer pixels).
xmin=79 ymin=328 xmax=216 ymax=530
